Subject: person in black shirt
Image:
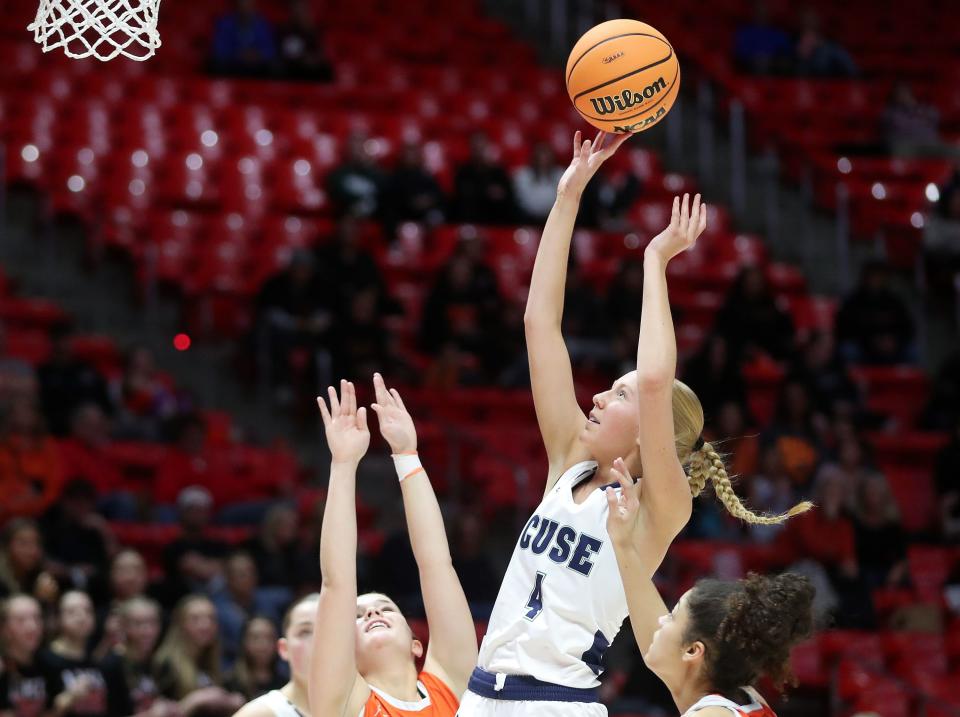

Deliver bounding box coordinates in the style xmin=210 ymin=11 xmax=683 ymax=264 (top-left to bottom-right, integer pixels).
xmin=277 ymin=0 xmax=333 ymax=82
xmin=37 ymin=326 xmax=111 ymax=437
xmin=158 ymin=488 xmax=229 ymax=607
xmin=152 ymin=595 xmax=244 ymax=713
xmin=40 ymin=479 xmax=113 ymax=595
xmin=714 ymin=265 xmax=795 ymax=362
xmin=936 ymin=418 xmax=960 ymax=542
xmin=836 ymin=260 xmax=916 ymax=365
xmin=39 ymin=591 xmax=111 ymax=717
xmin=99 ymin=597 xmax=173 ymax=717
xmin=0 ymin=594 xmax=58 ymax=717
xmin=383 ymin=141 xmax=446 ymax=234
xmin=326 ymin=132 xmax=385 ymax=219
xmin=452 ymin=132 xmax=516 ymax=224
xmin=224 ymin=617 xmax=286 ymax=700
xmin=851 ymin=473 xmax=908 ymax=590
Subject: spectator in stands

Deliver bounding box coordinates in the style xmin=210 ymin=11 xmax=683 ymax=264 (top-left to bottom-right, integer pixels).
xmin=245 ymin=504 xmax=304 ymax=589
xmin=788 ymin=330 xmax=861 ymax=422
xmin=100 ymin=597 xmax=171 ymax=716
xmin=92 ymin=549 xmax=151 ymax=661
xmin=212 ymin=552 xmax=287 ymax=667
xmin=277 ymin=0 xmax=333 ymax=82
xmin=383 ymin=141 xmax=446 ymax=233
xmin=110 ymin=345 xmax=180 ymax=442
xmin=924 ymin=349 xmax=960 ymax=430
xmin=40 ymin=479 xmax=114 ymax=594
xmin=0 ymin=519 xmax=58 ymax=605
xmin=851 ymin=473 xmax=908 ymax=591
xmin=59 ymin=403 xmax=137 ymax=520
xmin=40 ymin=590 xmax=111 ymax=717
xmin=224 ymin=617 xmax=285 ymax=699
xmin=603 ymin=258 xmax=647 ymax=340
xmin=681 ymin=334 xmax=749 ymax=421
xmin=710 ymin=400 xmax=760 ymax=479
xmin=0 ymin=321 xmax=37 ymax=406
xmin=331 ymin=287 xmax=393 ymax=381
xmin=733 ymin=0 xmax=793 ymax=75
xmin=936 ymin=416 xmax=960 ymax=542
xmin=715 ymin=265 xmax=795 ymax=361
xmin=153 ymin=595 xmax=244 ymax=714
xmin=924 ymin=166 xmax=960 ymax=301
xmin=559 ymin=255 xmax=609 ymax=367
xmin=453 ymin=132 xmax=516 ymax=224
xmin=419 ymin=233 xmax=505 ymax=381
xmin=0 ymin=595 xmax=58 ymax=715
xmin=37 ymin=325 xmax=111 ymax=437
xmin=747 ymin=444 xmax=798 ymax=545
xmin=256 ymin=250 xmax=334 ymax=404
xmin=159 ymin=487 xmax=228 ymax=606
xmin=764 ymin=379 xmax=823 ymax=488
xmin=0 ymin=397 xmax=64 ymax=521
xmin=836 ymin=260 xmax=916 ymax=365
xmin=882 ymin=82 xmax=960 ymax=158
xmin=513 ymin=142 xmax=563 ymax=223
xmin=450 ymin=512 xmax=498 ymax=618
xmin=793 ymin=8 xmax=857 ymax=77
xmin=327 ymin=132 xmax=385 ymax=219
xmin=210 ymin=0 xmax=277 ymax=78
xmin=578 ymin=164 xmax=642 ymax=231
xmin=315 ymin=215 xmax=391 ymax=313
xmin=775 ymin=468 xmax=875 ymax=627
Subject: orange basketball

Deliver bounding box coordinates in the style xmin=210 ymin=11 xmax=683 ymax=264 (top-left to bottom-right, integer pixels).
xmin=565 ymin=19 xmax=680 ymax=134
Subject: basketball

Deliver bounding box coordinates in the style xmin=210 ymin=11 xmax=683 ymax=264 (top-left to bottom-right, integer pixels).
xmin=565 ymin=19 xmax=680 ymax=134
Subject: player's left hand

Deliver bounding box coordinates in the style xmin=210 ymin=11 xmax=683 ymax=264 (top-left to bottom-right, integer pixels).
xmin=318 ymin=380 xmax=370 ymax=465
xmin=370 ymin=372 xmax=417 ymax=454
xmin=646 ymin=193 xmax=707 ymax=264
xmin=605 ymin=457 xmax=642 ymax=548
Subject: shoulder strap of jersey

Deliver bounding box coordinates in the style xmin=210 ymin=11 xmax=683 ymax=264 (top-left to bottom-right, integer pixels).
xmin=554 ymin=460 xmax=599 ymax=491
xmin=685 ymin=694 xmax=744 ymax=716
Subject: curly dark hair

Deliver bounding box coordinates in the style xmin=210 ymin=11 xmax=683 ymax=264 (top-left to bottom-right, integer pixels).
xmin=683 ymin=572 xmax=815 ymax=699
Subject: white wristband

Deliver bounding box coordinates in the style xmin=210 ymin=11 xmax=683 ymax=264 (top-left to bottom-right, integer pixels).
xmin=392 ymin=452 xmax=423 ymax=482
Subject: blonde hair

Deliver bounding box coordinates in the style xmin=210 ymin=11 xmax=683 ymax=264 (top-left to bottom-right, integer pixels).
xmin=152 ymin=595 xmax=221 ymax=699
xmin=672 ymin=380 xmax=813 ymax=525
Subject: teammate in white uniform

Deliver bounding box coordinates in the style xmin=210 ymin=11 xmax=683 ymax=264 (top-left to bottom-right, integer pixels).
xmin=233 ymin=594 xmax=319 ymax=717
xmin=605 ymin=461 xmax=813 ymax=717
xmin=458 ymin=136 xmax=811 ymax=717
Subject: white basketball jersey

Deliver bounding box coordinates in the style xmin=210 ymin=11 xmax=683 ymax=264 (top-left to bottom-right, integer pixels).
xmin=245 ymin=690 xmax=304 ymax=717
xmin=477 ymin=460 xmax=628 ymax=688
xmin=685 ymin=687 xmax=774 ymax=716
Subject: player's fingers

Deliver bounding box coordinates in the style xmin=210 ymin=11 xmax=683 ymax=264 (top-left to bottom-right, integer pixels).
xmin=680 ymin=193 xmax=690 ymax=231
xmin=699 ymin=202 xmax=708 ymax=235
xmin=689 ymin=194 xmax=701 ymax=241
xmin=612 ymin=457 xmax=632 ymax=492
xmin=593 ymin=131 xmax=605 ymax=153
xmin=327 ymin=385 xmax=340 ymax=415
xmin=356 ymin=406 xmax=367 ymax=431
xmin=605 ymin=132 xmax=631 ymax=156
xmin=316 ymin=396 xmax=331 ymax=427
xmin=343 ymin=379 xmax=355 ymax=415
xmin=670 ymin=195 xmax=680 ymax=227
xmin=605 ymin=486 xmax=619 ymax=513
xmin=573 ymin=130 xmax=581 ymax=158
xmin=373 ymin=372 xmax=390 ymax=406
xmin=390 ymin=387 xmax=406 ymax=410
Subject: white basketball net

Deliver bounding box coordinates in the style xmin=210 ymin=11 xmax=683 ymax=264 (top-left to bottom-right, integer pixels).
xmin=29 ymin=0 xmax=162 ymax=61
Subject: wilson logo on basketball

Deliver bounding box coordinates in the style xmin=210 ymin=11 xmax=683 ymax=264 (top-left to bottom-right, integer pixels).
xmin=588 ymin=76 xmax=667 ymax=115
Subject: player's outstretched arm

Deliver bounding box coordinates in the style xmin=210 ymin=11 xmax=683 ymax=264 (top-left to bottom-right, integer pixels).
xmin=525 ymin=131 xmax=630 ymax=492
xmin=370 ymin=373 xmax=477 ymax=698
xmin=633 ymin=195 xmax=707 ymax=541
xmin=309 ymin=381 xmax=372 ymax=717
xmin=604 ymin=458 xmax=668 ymax=655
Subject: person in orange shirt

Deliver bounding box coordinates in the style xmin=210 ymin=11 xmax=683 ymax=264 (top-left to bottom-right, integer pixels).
xmin=0 ymin=397 xmax=64 ymax=521
xmin=309 ymin=376 xmax=477 ymax=717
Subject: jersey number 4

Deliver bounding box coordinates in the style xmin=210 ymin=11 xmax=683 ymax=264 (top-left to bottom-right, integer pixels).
xmin=524 ymin=572 xmax=546 ymax=620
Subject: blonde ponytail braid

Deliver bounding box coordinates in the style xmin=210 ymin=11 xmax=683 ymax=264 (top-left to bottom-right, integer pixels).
xmin=687 ymin=442 xmax=814 ymax=525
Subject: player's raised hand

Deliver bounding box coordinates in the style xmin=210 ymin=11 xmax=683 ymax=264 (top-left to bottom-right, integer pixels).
xmin=646 ymin=193 xmax=707 ymax=264
xmin=557 ymin=130 xmax=631 ymax=198
xmin=370 ymin=372 xmax=417 ymax=454
xmin=317 ymin=380 xmax=369 ymax=465
xmin=605 ymin=457 xmax=642 ymax=548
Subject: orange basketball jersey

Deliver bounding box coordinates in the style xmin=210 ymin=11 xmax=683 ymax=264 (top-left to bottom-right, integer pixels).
xmin=361 ymin=672 xmax=459 ymax=717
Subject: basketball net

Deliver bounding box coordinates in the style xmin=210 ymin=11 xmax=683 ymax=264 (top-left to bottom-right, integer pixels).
xmin=29 ymin=0 xmax=162 ymax=61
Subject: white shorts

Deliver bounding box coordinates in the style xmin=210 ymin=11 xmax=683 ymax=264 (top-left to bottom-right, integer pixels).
xmin=456 ymin=690 xmax=608 ymax=717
